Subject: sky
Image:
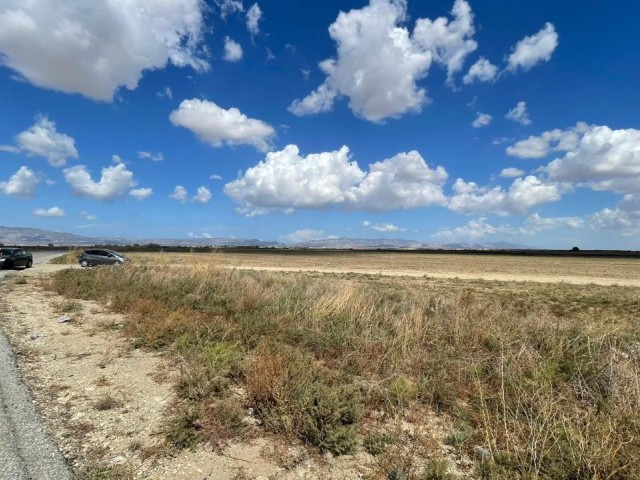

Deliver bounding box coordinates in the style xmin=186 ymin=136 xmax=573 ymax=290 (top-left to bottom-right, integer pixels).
xmin=1 ymin=0 xmax=639 ymax=249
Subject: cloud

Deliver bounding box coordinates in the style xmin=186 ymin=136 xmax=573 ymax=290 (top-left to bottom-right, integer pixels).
xmin=216 ymin=0 xmax=244 ymax=18
xmin=156 ymin=86 xmax=173 ymax=100
xmin=499 ymin=167 xmax=525 ymax=178
xmin=64 ymin=163 xmax=135 ymax=201
xmin=209 ymin=174 xmax=223 ymax=181
xmin=507 ymin=23 xmax=558 ymax=72
xmin=170 ymin=99 xmax=275 ymax=152
xmin=505 ymin=101 xmax=531 ymax=126
xmin=170 ymin=185 xmax=188 ymax=203
xmin=224 ymin=145 xmax=448 ymax=215
xmin=434 ymin=213 xmax=582 ymax=240
xmin=81 ymin=211 xmax=97 ymax=221
xmin=434 ymin=217 xmax=515 ymax=240
xmin=525 ymin=213 xmax=583 ymax=230
xmin=112 ymin=154 xmax=123 ymax=164
xmin=282 ymin=229 xmax=326 ymax=243
xmin=589 ymin=208 xmax=640 ymax=235
xmin=246 ymin=3 xmax=262 ymax=35
xmin=0 ymin=166 xmax=39 ymax=198
xmin=289 ymin=0 xmax=477 ymax=123
xmin=472 ymin=112 xmax=492 ymax=128
xmin=506 ymin=122 xmax=588 ymax=159
xmin=137 ymin=151 xmax=164 ymax=162
xmin=363 ymin=220 xmax=405 ymax=232
xmin=223 ymin=36 xmax=243 ymax=62
xmin=540 ymin=125 xmax=640 ymax=196
xmin=0 ymin=0 xmax=208 ymax=101
xmin=448 ymin=175 xmax=562 ymax=216
xmin=7 ymin=116 xmax=78 ymax=167
xmin=413 ymin=0 xmax=477 ymax=84
xmin=463 ymin=57 xmax=497 ymax=84
xmin=193 ymin=186 xmax=212 ymax=204
xmin=33 ymin=206 xmax=64 ymax=217
xmin=129 ymin=188 xmax=153 ymax=200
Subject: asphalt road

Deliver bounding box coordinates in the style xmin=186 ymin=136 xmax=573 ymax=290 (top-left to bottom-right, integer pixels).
xmin=0 ymin=250 xmax=73 ymax=479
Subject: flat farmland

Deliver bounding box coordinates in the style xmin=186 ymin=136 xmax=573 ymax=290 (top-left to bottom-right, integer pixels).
xmin=130 ymin=251 xmax=640 ymax=286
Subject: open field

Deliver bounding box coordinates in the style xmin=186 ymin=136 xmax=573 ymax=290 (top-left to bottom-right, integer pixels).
xmin=115 ymin=250 xmax=640 ymax=286
xmin=34 ymin=251 xmax=640 ymax=479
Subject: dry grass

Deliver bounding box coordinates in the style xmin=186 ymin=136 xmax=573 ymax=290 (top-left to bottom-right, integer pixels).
xmin=46 ymin=257 xmax=640 ymax=479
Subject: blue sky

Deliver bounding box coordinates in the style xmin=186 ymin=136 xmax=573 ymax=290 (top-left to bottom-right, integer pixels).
xmin=1 ymin=0 xmax=639 ymax=249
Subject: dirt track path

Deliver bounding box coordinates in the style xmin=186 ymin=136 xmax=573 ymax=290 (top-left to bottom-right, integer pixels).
xmin=228 ymin=265 xmax=640 ymax=287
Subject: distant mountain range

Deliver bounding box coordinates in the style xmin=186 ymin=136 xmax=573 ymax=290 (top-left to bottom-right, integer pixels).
xmin=0 ymin=226 xmax=530 ymax=250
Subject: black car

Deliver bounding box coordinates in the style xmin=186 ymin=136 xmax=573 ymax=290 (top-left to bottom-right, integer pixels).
xmin=78 ymin=249 xmax=127 ymax=267
xmin=0 ymin=247 xmax=33 ymax=269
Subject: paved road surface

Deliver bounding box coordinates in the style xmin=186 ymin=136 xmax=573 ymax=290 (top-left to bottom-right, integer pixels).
xmin=0 ymin=251 xmax=73 ymax=479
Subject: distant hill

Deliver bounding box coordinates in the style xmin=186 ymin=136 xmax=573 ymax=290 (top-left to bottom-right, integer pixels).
xmin=0 ymin=226 xmax=279 ymax=247
xmin=293 ymin=237 xmax=530 ymax=250
xmin=0 ymin=226 xmax=530 ymax=250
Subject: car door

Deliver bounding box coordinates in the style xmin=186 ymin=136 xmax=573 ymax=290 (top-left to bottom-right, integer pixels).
xmin=96 ymin=250 xmax=111 ymax=265
xmin=15 ymin=249 xmax=27 ymax=267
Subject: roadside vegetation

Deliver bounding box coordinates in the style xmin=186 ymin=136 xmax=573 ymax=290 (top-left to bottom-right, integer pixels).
xmin=46 ymin=258 xmax=640 ymax=479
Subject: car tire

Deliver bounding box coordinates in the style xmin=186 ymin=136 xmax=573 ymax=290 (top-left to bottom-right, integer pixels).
xmin=26 ymin=260 xmax=33 ymax=268
xmin=80 ymin=259 xmax=89 ymax=267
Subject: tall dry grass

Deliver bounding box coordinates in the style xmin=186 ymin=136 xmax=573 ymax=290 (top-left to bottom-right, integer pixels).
xmin=47 ymin=261 xmax=640 ymax=478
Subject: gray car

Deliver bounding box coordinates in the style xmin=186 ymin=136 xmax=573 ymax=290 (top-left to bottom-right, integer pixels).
xmin=78 ymin=249 xmax=127 ymax=267
xmin=0 ymin=247 xmax=33 ymax=269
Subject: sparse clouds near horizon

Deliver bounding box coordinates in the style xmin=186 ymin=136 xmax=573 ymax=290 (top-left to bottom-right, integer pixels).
xmin=33 ymin=206 xmax=64 ymax=217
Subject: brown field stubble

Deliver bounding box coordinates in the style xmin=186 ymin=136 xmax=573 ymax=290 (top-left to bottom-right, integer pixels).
xmin=47 ymin=254 xmax=640 ymax=479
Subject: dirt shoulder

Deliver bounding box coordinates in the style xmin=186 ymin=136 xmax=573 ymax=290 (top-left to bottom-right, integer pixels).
xmin=0 ymin=270 xmax=379 ymax=479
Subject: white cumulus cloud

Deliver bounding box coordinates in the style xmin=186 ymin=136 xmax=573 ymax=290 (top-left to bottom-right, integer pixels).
xmin=223 ymin=36 xmax=243 ymax=62
xmin=6 ymin=116 xmax=78 ymax=167
xmin=0 ymin=0 xmax=208 ymax=101
xmin=448 ymin=175 xmax=562 ymax=216
xmin=499 ymin=167 xmax=525 ymax=178
xmin=170 ymin=185 xmax=188 ymax=203
xmin=246 ymin=3 xmax=262 ymax=36
xmin=170 ymin=99 xmax=275 ymax=152
xmin=507 ymin=23 xmax=558 ymax=72
xmin=33 ymin=206 xmax=64 ymax=217
xmin=224 ymin=145 xmax=448 ymax=215
xmin=506 ymin=122 xmax=588 ymax=159
xmin=193 ymin=186 xmax=212 ymax=204
xmin=541 ymin=125 xmax=640 ymax=196
xmin=505 ymin=101 xmax=532 ymax=126
xmin=289 ymin=0 xmax=477 ymax=123
xmin=129 ymin=188 xmax=153 ymax=200
xmin=64 ymin=163 xmax=135 ymax=201
xmin=363 ymin=221 xmax=405 ymax=232
xmin=472 ymin=112 xmax=492 ymax=128
xmin=0 ymin=166 xmax=39 ymax=198
xmin=463 ymin=57 xmax=497 ymax=84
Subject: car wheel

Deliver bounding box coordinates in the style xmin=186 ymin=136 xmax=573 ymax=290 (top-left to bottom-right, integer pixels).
xmin=80 ymin=259 xmax=89 ymax=267
xmin=26 ymin=260 xmax=33 ymax=268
